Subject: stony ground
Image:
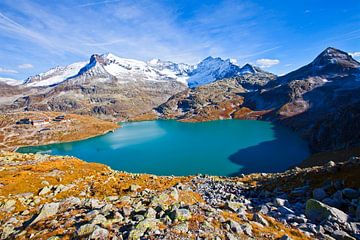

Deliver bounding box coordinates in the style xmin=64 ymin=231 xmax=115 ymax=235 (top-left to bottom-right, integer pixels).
xmin=0 ymin=112 xmax=118 ymax=152
xmin=1 ymin=152 xmax=360 ymax=239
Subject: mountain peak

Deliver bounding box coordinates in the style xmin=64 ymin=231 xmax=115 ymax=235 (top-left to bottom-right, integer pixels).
xmin=239 ymin=64 xmax=258 ymax=74
xmin=313 ymin=47 xmax=360 ymax=69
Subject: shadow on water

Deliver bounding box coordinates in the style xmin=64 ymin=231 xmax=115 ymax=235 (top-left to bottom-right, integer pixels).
xmin=228 ymin=124 xmax=310 ymax=176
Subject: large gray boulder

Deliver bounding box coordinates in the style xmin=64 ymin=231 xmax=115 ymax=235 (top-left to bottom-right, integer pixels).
xmin=305 ymin=199 xmax=349 ymax=223
xmin=30 ymin=202 xmax=59 ymax=225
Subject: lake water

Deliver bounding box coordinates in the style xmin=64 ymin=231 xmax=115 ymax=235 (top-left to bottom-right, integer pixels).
xmin=18 ymin=120 xmax=310 ymax=176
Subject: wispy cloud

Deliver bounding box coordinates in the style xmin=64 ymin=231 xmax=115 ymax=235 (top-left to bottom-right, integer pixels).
xmin=76 ymin=0 xmax=123 ymax=8
xmin=350 ymin=52 xmax=360 ymax=58
xmin=0 ymin=0 xmax=358 ymax=78
xmin=0 ymin=67 xmax=18 ymax=74
xmin=18 ymin=63 xmax=34 ymax=69
xmin=256 ymin=58 xmax=280 ymax=68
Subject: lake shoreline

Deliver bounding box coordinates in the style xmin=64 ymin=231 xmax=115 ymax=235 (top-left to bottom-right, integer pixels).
xmin=18 ymin=119 xmax=310 ymax=176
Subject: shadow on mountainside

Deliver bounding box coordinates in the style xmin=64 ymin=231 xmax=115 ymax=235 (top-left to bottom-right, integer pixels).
xmin=228 ymin=124 xmax=310 ymax=177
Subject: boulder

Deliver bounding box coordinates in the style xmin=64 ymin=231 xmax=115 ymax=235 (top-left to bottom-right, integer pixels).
xmin=77 ymin=224 xmax=97 ymax=237
xmin=305 ymin=199 xmax=349 ymax=223
xmin=128 ymin=218 xmax=159 ymax=240
xmin=1 ymin=199 xmax=16 ymax=212
xmin=91 ymin=214 xmax=107 ymax=225
xmin=279 ymin=235 xmax=292 ymax=240
xmin=171 ymin=208 xmax=191 ymax=221
xmin=253 ymin=213 xmax=269 ymax=227
xmin=313 ymin=188 xmax=328 ymax=201
xmin=342 ymin=188 xmax=359 ymax=199
xmin=89 ymin=227 xmax=109 ymax=239
xmin=173 ymin=222 xmax=189 ymax=233
xmin=30 ymin=202 xmax=59 ymax=225
xmin=331 ymin=230 xmax=356 ymax=240
xmin=273 ymin=198 xmax=287 ymax=207
xmin=129 ymin=184 xmax=141 ymax=192
xmin=227 ymin=219 xmax=242 ymax=234
xmin=225 ymin=201 xmax=243 ymax=212
xmin=38 ymin=186 xmax=52 ymax=196
xmin=144 ymin=207 xmax=157 ymax=219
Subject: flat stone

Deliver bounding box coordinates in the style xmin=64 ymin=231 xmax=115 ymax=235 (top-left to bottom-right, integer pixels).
xmin=274 ymin=198 xmax=287 ymax=207
xmin=91 ymin=214 xmax=107 ymax=225
xmin=38 ymin=186 xmax=52 ymax=195
xmin=77 ymin=224 xmax=97 ymax=237
xmin=173 ymin=222 xmax=188 ymax=233
xmin=1 ymin=199 xmax=16 ymax=211
xmin=331 ymin=230 xmax=356 ymax=240
xmin=129 ymin=184 xmax=141 ymax=192
xmin=85 ymin=199 xmax=104 ymax=209
xmin=128 ymin=218 xmax=159 ymax=240
xmin=89 ymin=227 xmax=109 ymax=239
xmin=171 ymin=208 xmax=191 ymax=221
xmin=30 ymin=202 xmax=59 ymax=225
xmin=225 ymin=201 xmax=243 ymax=212
xmin=144 ymin=207 xmax=157 ymax=219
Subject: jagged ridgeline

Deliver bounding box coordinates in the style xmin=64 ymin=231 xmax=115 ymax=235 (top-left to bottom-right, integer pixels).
xmin=0 ymin=47 xmax=360 ymax=153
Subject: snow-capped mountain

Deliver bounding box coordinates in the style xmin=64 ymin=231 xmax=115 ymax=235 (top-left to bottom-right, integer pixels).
xmin=186 ymin=57 xmax=242 ymax=88
xmin=24 ymin=62 xmax=87 ymax=87
xmin=23 ymin=53 xmax=270 ymax=88
xmin=23 ymin=53 xmax=195 ymax=87
xmin=0 ymin=77 xmax=22 ymax=86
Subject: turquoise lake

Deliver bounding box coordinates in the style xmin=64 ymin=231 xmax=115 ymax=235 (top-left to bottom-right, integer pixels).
xmin=18 ymin=120 xmax=310 ymax=176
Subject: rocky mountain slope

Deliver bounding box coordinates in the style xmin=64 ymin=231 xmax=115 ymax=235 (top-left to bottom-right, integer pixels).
xmin=153 ymin=72 xmax=275 ymax=122
xmin=1 ymin=47 xmax=359 ymax=152
xmin=0 ymin=54 xmax=261 ymax=120
xmin=0 ymin=151 xmax=359 ymax=239
xmin=248 ymin=47 xmax=360 ymax=152
xmin=153 ymin=47 xmax=360 ymax=153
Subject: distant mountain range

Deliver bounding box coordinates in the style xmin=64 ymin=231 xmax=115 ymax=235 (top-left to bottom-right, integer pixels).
xmin=4 ymin=53 xmax=272 ymax=88
xmin=0 ymin=47 xmax=359 ymax=153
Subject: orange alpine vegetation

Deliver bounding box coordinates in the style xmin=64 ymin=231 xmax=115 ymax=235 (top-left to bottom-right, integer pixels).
xmin=0 ymin=152 xmax=311 ymax=239
xmin=0 ymin=111 xmax=119 ymax=151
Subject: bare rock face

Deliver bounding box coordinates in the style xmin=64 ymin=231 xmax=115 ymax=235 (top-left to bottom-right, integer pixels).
xmin=0 ymin=53 xmax=188 ymax=120
xmin=242 ymin=47 xmax=360 ymax=152
xmin=155 ymin=74 xmax=274 ymax=122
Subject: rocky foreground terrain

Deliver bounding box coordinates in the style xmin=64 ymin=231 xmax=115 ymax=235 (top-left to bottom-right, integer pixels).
xmin=0 ymin=151 xmax=360 ymax=239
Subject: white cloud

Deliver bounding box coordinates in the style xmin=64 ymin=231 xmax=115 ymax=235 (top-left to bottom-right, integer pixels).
xmin=18 ymin=63 xmax=34 ymax=69
xmin=350 ymin=52 xmax=360 ymax=57
xmin=255 ymin=58 xmax=280 ymax=68
xmin=0 ymin=67 xmax=18 ymax=74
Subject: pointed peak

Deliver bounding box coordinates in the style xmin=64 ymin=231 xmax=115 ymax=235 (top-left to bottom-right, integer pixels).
xmin=148 ymin=58 xmax=161 ymax=65
xmin=313 ymin=47 xmax=360 ymax=68
xmin=239 ymin=63 xmax=260 ymax=74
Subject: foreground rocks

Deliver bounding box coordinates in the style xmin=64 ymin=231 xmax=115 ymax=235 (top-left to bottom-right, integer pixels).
xmin=0 ymin=152 xmax=360 ymax=239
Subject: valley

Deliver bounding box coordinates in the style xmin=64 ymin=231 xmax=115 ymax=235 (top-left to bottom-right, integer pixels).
xmin=0 ymin=47 xmax=360 ymax=239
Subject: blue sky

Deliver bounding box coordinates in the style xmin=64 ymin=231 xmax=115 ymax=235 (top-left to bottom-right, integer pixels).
xmin=0 ymin=0 xmax=359 ymax=80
